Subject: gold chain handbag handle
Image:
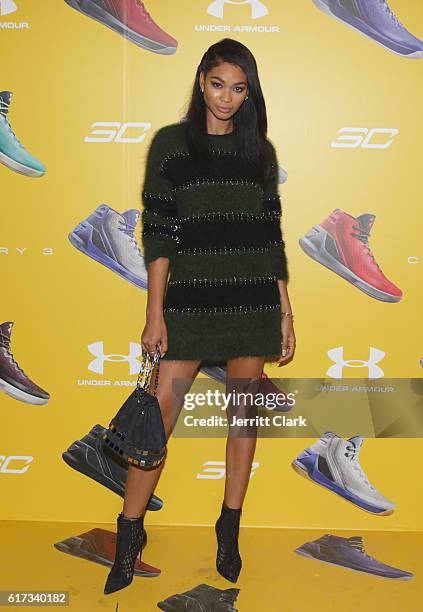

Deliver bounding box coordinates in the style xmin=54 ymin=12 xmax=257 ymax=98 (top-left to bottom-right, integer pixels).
xmin=136 ymin=348 xmax=161 ymax=396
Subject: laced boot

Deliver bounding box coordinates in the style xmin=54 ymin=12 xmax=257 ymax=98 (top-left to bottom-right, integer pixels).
xmin=215 ymin=502 xmax=242 ymax=583
xmin=104 ymin=512 xmax=144 ymax=595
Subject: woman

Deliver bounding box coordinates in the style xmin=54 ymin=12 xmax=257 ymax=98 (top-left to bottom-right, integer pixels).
xmin=104 ymin=37 xmax=295 ymax=595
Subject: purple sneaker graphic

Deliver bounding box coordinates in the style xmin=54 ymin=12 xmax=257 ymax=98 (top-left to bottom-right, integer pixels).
xmin=295 ymin=534 xmax=413 ymax=580
xmin=69 ymin=204 xmax=148 ymax=289
xmin=0 ymin=322 xmax=50 ymax=405
xmin=313 ymin=0 xmax=423 ymax=58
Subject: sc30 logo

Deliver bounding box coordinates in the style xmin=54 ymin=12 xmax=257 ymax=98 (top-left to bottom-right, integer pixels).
xmin=331 ymin=128 xmax=399 ymax=149
xmin=84 ymin=122 xmax=151 ymax=143
xmin=0 ymin=455 xmax=33 ymax=474
xmin=196 ymin=460 xmax=260 ymax=479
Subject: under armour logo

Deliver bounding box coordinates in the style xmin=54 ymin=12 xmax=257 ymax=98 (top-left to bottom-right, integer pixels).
xmin=207 ymin=0 xmax=268 ymax=20
xmin=88 ymin=341 xmax=142 ymax=375
xmin=0 ymin=0 xmax=17 ymax=16
xmin=326 ymin=347 xmax=385 ymax=379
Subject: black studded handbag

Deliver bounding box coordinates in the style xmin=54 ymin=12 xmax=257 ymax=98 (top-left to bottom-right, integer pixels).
xmin=102 ymin=349 xmax=167 ymax=469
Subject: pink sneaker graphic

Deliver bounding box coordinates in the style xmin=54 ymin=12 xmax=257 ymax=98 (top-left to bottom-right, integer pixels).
xmin=64 ymin=0 xmax=178 ymax=54
xmin=299 ymin=209 xmax=402 ymax=302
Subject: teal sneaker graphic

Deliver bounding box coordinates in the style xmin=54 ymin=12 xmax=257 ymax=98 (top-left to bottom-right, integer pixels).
xmin=0 ymin=91 xmax=46 ymax=177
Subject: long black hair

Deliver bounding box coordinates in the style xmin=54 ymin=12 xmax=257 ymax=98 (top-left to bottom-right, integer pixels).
xmin=183 ymin=38 xmax=274 ymax=187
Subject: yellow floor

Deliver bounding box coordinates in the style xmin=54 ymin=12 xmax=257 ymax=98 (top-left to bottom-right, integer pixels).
xmin=0 ymin=522 xmax=422 ymax=611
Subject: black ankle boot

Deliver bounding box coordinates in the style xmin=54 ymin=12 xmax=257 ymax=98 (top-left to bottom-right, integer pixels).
xmin=215 ymin=502 xmax=242 ymax=583
xmin=104 ymin=513 xmax=144 ymax=595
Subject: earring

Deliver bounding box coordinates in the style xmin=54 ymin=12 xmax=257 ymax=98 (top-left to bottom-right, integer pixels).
xmin=245 ymin=95 xmax=249 ymax=100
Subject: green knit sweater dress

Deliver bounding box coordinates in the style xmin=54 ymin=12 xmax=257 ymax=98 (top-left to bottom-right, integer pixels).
xmin=141 ymin=121 xmax=289 ymax=363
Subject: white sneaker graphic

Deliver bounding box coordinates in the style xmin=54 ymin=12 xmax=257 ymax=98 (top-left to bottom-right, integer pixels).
xmin=292 ymin=432 xmax=395 ymax=515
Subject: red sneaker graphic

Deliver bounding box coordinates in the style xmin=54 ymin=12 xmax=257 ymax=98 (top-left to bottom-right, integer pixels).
xmin=64 ymin=0 xmax=178 ymax=54
xmin=299 ymin=209 xmax=402 ymax=302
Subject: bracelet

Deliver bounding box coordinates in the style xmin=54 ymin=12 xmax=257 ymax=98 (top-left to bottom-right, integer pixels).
xmin=281 ymin=311 xmax=294 ymax=320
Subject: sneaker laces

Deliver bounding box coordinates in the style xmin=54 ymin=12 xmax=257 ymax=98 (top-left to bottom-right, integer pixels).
xmin=344 ymin=442 xmax=375 ymax=491
xmin=348 ymin=538 xmax=375 ymax=560
xmin=135 ymin=0 xmax=153 ymax=24
xmin=118 ymin=218 xmax=142 ymax=255
xmin=377 ymin=0 xmax=402 ymax=27
xmin=351 ymin=224 xmax=381 ymax=270
xmin=0 ymin=330 xmax=29 ymax=377
xmin=0 ymin=98 xmax=24 ymax=148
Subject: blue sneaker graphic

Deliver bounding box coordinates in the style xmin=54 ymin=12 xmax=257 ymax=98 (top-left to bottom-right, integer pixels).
xmin=0 ymin=91 xmax=46 ymax=177
xmin=313 ymin=0 xmax=423 ymax=58
xmin=292 ymin=432 xmax=395 ymax=515
xmin=295 ymin=534 xmax=413 ymax=580
xmin=69 ymin=204 xmax=148 ymax=289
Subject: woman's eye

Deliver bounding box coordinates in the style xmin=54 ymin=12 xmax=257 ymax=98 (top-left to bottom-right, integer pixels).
xmin=211 ymin=82 xmax=221 ymax=88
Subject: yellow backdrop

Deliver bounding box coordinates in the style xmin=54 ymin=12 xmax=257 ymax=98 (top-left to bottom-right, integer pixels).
xmin=1 ymin=0 xmax=422 ymax=531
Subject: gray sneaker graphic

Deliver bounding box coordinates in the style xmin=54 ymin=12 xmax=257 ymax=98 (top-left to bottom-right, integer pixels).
xmin=0 ymin=321 xmax=50 ymax=405
xmin=295 ymin=534 xmax=413 ymax=580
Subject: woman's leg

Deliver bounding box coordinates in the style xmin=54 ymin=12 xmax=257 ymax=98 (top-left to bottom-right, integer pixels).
xmin=224 ymin=356 xmax=265 ymax=508
xmin=122 ymin=359 xmax=201 ymax=518
xmin=214 ymin=356 xmax=264 ymax=583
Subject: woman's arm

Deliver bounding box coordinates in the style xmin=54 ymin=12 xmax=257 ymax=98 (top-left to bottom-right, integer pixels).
xmin=261 ymin=140 xmax=295 ymax=365
xmin=140 ymin=126 xmax=179 ymax=355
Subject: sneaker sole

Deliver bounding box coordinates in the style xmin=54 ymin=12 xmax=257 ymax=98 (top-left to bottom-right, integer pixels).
xmin=291 ymin=460 xmax=394 ymax=516
xmin=0 ymin=376 xmax=49 ymax=405
xmin=64 ymin=0 xmax=177 ymax=55
xmin=312 ymin=0 xmax=423 ymax=58
xmin=294 ymin=546 xmax=412 ymax=580
xmin=0 ymin=150 xmax=45 ymax=177
xmin=299 ymin=229 xmax=401 ymax=302
xmin=68 ymin=229 xmax=148 ymax=290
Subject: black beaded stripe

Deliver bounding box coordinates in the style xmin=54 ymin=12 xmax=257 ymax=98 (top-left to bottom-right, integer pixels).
xmin=262 ymin=196 xmax=282 ymax=214
xmin=177 ymin=240 xmax=284 ymax=256
xmin=164 ymin=277 xmax=280 ymax=311
xmin=165 ymin=152 xmax=260 ymax=189
xmin=163 ymin=304 xmax=280 ymax=315
xmin=142 ymin=191 xmax=178 ymax=219
xmin=178 ymin=216 xmax=280 ymax=250
xmin=143 ymin=222 xmax=179 ymax=242
xmin=172 ymin=178 xmax=261 ymax=193
xmin=180 ymin=210 xmax=280 ymax=222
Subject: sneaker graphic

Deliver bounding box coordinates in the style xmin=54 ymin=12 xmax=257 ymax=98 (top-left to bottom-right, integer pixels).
xmin=0 ymin=0 xmax=17 ymax=16
xmin=278 ymin=165 xmax=288 ymax=184
xmin=207 ymin=0 xmax=268 ymax=20
xmin=313 ymin=0 xmax=423 ymax=58
xmin=69 ymin=204 xmax=148 ymax=290
xmin=299 ymin=209 xmax=402 ymax=302
xmin=158 ymin=584 xmax=240 ymax=612
xmin=64 ymin=0 xmax=177 ymax=54
xmin=292 ymin=432 xmax=395 ymax=515
xmin=62 ymin=424 xmax=164 ymax=509
xmin=54 ymin=528 xmax=161 ymax=576
xmin=295 ymin=534 xmax=413 ymax=580
xmin=0 ymin=91 xmax=46 ymax=177
xmin=0 ymin=322 xmax=50 ymax=405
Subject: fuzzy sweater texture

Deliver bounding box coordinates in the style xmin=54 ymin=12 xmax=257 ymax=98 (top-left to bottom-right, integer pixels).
xmin=141 ymin=121 xmax=289 ymax=363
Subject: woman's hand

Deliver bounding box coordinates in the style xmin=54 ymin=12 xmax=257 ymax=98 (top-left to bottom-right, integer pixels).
xmin=277 ymin=316 xmax=296 ymax=366
xmin=141 ymin=314 xmax=168 ymax=357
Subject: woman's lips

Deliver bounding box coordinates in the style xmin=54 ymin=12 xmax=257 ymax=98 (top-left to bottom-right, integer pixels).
xmin=217 ymin=106 xmax=232 ymax=113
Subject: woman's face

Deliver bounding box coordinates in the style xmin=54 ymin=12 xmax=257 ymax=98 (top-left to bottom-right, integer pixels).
xmin=199 ymin=62 xmax=249 ymax=122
